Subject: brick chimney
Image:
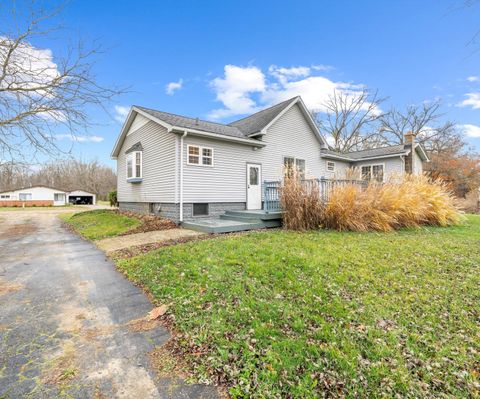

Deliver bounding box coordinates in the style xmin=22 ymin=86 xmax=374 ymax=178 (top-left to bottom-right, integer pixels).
xmin=404 ymin=131 xmax=416 ymax=174
xmin=404 ymin=131 xmax=416 ymax=144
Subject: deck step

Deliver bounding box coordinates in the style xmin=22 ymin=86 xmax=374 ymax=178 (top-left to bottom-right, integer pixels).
xmin=219 ymin=214 xmax=261 ymax=222
xmin=224 ymin=210 xmax=283 ymax=220
xmin=181 ymin=219 xmax=265 ymax=234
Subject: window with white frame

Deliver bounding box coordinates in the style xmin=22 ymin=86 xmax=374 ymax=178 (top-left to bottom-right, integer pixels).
xmin=0 ymin=195 xmax=10 ymax=199
xmin=126 ymin=151 xmax=142 ymax=179
xmin=19 ymin=193 xmax=32 ymax=200
xmin=326 ymin=161 xmax=335 ymax=172
xmin=361 ymin=164 xmax=384 ymax=182
xmin=283 ymin=156 xmax=306 ymax=179
xmin=187 ymin=145 xmax=214 ymax=166
xmin=54 ymin=193 xmax=65 ymax=202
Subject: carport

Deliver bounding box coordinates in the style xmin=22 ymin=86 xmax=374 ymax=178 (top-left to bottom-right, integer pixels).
xmin=67 ymin=190 xmax=96 ymax=205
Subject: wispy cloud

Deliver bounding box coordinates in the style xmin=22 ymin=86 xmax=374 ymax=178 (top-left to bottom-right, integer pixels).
xmin=459 ymin=124 xmax=480 ymax=138
xmin=166 ymin=78 xmax=183 ymax=95
xmin=114 ymin=105 xmax=130 ymax=123
xmin=457 ymin=93 xmax=480 ymax=109
xmin=467 ymin=76 xmax=479 ymax=82
xmin=208 ymin=64 xmax=372 ymax=120
xmin=56 ymin=134 xmax=104 ymax=143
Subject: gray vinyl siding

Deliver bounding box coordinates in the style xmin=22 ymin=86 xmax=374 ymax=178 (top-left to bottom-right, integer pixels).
xmin=117 ymin=120 xmax=176 ymax=203
xmin=353 ymin=157 xmax=404 ymax=180
xmin=181 ymin=104 xmax=330 ymax=203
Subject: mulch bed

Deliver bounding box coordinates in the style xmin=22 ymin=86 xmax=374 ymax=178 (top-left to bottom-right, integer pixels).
xmin=115 ymin=210 xmax=177 ymax=235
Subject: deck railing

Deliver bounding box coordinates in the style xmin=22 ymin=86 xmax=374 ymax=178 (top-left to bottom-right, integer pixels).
xmin=263 ymin=178 xmax=368 ymax=213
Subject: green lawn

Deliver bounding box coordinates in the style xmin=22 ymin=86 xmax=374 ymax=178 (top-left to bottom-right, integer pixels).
xmin=61 ymin=209 xmax=141 ymax=240
xmin=117 ymin=216 xmax=480 ymax=398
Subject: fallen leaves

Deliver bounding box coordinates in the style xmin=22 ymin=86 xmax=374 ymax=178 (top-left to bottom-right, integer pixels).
xmin=149 ymin=305 xmax=169 ymax=320
xmin=0 ymin=278 xmax=24 ymax=296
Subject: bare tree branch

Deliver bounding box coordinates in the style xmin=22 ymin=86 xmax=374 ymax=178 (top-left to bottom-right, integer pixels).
xmin=0 ymin=1 xmax=126 ymax=163
xmin=313 ymin=89 xmax=387 ymax=152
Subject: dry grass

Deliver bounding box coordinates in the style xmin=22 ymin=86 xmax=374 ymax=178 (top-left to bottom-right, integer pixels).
xmin=281 ymin=174 xmax=463 ymax=232
xmin=280 ymin=174 xmax=324 ymax=230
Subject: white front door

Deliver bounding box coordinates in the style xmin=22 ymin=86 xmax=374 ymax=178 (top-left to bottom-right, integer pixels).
xmin=246 ymin=163 xmax=262 ymax=210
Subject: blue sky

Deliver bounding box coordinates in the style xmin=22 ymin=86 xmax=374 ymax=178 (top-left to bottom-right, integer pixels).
xmin=26 ymin=0 xmax=480 ymax=166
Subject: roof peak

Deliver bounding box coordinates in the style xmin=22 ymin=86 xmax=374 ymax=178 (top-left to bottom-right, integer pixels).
xmin=228 ymin=96 xmax=299 ymax=125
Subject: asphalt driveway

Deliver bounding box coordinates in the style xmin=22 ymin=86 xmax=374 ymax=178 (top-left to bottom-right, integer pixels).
xmin=0 ymin=209 xmax=218 ymax=398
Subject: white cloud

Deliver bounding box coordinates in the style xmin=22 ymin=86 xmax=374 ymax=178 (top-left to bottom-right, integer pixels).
xmin=459 ymin=124 xmax=480 ymax=138
xmin=114 ymin=105 xmax=130 ymax=123
xmin=467 ymin=76 xmax=479 ymax=82
xmin=0 ymin=36 xmax=59 ymax=93
xmin=56 ymin=134 xmax=104 ymax=143
xmin=457 ymin=93 xmax=480 ymax=109
xmin=209 ymin=65 xmax=266 ymax=119
xmin=166 ymin=78 xmax=183 ymax=95
xmin=208 ymin=64 xmax=374 ymax=119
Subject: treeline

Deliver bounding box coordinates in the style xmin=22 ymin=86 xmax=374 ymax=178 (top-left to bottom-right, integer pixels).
xmin=0 ymin=160 xmax=116 ymax=200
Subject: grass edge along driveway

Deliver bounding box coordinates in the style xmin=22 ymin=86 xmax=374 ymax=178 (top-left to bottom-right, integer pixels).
xmin=117 ymin=215 xmax=480 ymax=398
xmin=60 ymin=209 xmax=141 ymax=240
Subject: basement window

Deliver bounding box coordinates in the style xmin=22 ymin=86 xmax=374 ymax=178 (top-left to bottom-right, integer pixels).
xmin=193 ymin=203 xmax=209 ymax=216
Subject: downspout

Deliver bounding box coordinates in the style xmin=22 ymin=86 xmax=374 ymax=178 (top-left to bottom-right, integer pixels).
xmin=179 ymin=131 xmax=187 ymax=222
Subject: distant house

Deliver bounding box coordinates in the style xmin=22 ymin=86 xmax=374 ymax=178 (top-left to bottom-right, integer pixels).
xmin=0 ymin=186 xmax=96 ymax=207
xmin=111 ymin=96 xmax=429 ymax=222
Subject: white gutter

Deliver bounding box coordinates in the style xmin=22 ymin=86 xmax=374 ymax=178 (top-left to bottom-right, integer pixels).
xmin=172 ymin=127 xmax=266 ymax=147
xmin=179 ymin=131 xmax=187 ymax=222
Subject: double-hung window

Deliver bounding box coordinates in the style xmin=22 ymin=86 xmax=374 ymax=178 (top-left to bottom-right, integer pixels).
xmin=283 ymin=156 xmax=306 ymax=179
xmin=326 ymin=161 xmax=335 ymax=172
xmin=187 ymin=145 xmax=214 ymax=166
xmin=127 ymin=151 xmax=142 ymax=180
xmin=361 ymin=164 xmax=384 ymax=182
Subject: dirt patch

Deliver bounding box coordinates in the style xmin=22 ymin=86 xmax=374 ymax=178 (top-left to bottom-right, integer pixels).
xmin=116 ymin=210 xmax=177 ymax=235
xmin=110 ymin=235 xmax=211 ymax=259
xmin=127 ymin=317 xmax=161 ymax=333
xmin=0 ymin=278 xmax=24 ymax=296
xmin=42 ymin=340 xmax=78 ymax=385
xmin=0 ymin=222 xmax=37 ymax=239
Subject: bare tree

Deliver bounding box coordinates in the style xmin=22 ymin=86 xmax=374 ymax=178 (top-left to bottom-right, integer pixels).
xmin=313 ymin=89 xmax=386 ymax=152
xmin=379 ymin=100 xmax=456 ymax=146
xmin=0 ymin=2 xmax=125 ymax=163
xmin=0 ymin=159 xmax=117 ymax=200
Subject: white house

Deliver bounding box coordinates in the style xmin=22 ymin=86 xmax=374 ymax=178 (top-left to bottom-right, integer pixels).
xmin=111 ymin=96 xmax=429 ymax=223
xmin=0 ymin=186 xmax=68 ymax=206
xmin=0 ymin=186 xmax=97 ymax=207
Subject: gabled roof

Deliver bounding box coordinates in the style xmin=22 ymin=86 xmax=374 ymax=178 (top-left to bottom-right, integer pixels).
xmin=228 ymin=97 xmax=296 ymax=136
xmin=321 ymin=143 xmax=430 ymax=162
xmin=111 ymin=96 xmax=327 ymax=158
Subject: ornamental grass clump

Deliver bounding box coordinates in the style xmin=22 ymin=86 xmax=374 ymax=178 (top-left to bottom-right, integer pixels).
xmin=280 ymin=173 xmax=324 ymax=230
xmin=281 ymin=173 xmax=463 ymax=232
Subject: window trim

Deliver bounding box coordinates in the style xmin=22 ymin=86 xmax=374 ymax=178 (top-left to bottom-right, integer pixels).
xmin=326 ymin=161 xmax=336 ymax=172
xmin=360 ymin=163 xmax=385 ymax=182
xmin=126 ymin=151 xmax=142 ymax=180
xmin=187 ymin=145 xmax=214 ymax=167
xmin=19 ymin=193 xmax=32 ymax=201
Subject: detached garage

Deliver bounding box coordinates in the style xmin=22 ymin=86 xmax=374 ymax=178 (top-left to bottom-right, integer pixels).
xmin=67 ymin=190 xmax=96 ymax=205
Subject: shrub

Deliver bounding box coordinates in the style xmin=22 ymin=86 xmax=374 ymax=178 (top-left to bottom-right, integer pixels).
xmin=281 ymin=174 xmax=463 ymax=232
xmin=108 ymin=190 xmax=118 ymax=207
